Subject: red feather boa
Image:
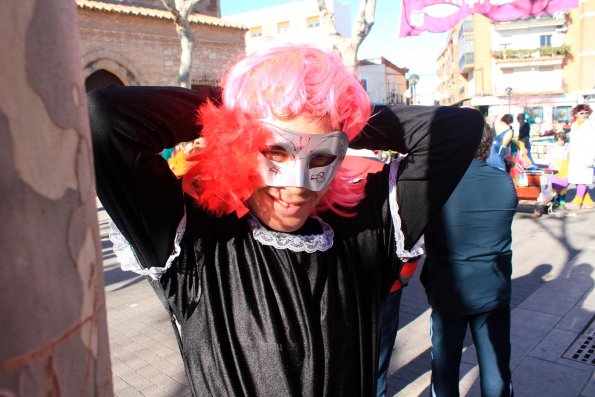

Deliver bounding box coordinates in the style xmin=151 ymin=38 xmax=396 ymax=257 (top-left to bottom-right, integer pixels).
xmin=182 ymin=102 xmax=268 ymax=217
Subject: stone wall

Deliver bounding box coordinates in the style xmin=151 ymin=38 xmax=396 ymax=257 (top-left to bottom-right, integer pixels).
xmin=78 ymin=6 xmax=246 ymax=88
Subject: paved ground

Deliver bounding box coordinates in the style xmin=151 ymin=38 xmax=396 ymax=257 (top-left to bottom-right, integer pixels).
xmin=98 ymin=195 xmax=595 ymax=397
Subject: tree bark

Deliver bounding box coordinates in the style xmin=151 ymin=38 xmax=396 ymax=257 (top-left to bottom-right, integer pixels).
xmin=0 ymin=1 xmax=112 ymax=395
xmin=176 ymin=19 xmax=196 ymax=88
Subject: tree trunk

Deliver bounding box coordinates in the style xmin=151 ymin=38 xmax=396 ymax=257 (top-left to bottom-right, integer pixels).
xmin=0 ymin=1 xmax=113 ymax=395
xmin=318 ymin=0 xmax=376 ymax=73
xmin=162 ymin=0 xmax=202 ymax=88
xmin=176 ymin=20 xmax=195 ymax=88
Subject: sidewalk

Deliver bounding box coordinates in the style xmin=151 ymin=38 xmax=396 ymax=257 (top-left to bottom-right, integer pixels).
xmin=98 ymin=200 xmax=595 ymax=397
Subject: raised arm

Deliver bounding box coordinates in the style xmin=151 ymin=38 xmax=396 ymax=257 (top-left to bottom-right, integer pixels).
xmin=351 ymin=105 xmax=484 ymax=250
xmin=88 ymin=85 xmax=221 ymax=270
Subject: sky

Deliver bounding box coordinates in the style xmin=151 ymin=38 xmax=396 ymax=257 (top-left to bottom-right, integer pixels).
xmin=220 ymin=0 xmax=449 ymax=95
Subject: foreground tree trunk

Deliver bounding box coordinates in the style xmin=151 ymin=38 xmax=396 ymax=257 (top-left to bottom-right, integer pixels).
xmin=162 ymin=0 xmax=203 ymax=88
xmin=0 ymin=1 xmax=112 ymax=395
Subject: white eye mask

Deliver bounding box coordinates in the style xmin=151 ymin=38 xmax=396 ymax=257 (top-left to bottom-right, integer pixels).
xmin=257 ymin=121 xmax=349 ymax=191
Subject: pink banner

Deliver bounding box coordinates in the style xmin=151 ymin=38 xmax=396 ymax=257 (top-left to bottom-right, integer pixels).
xmin=400 ymin=0 xmax=579 ymax=37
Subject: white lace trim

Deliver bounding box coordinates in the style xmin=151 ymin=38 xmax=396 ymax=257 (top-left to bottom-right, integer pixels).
xmin=389 ymin=157 xmax=425 ymax=260
xmin=247 ymin=214 xmax=334 ymax=253
xmin=108 ymin=211 xmax=187 ymax=280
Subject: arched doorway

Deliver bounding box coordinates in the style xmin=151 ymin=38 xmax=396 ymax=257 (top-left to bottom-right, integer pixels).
xmin=85 ymin=69 xmax=124 ymax=92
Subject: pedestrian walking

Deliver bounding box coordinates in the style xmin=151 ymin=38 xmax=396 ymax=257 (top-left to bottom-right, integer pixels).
xmin=517 ymin=113 xmax=536 ymax=167
xmin=487 ymin=114 xmax=514 ymax=171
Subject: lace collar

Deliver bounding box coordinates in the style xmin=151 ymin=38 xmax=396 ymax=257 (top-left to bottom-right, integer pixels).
xmin=247 ymin=213 xmax=334 ymax=253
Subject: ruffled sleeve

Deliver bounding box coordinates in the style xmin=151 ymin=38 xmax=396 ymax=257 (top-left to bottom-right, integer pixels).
xmin=109 ymin=211 xmax=187 ymax=280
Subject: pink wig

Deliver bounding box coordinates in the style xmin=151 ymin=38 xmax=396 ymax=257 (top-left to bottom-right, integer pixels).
xmin=182 ymin=44 xmax=372 ymax=217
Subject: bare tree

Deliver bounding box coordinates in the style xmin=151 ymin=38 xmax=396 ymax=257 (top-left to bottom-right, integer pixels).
xmin=161 ymin=0 xmax=203 ymax=88
xmin=0 ymin=1 xmax=112 ymax=395
xmin=318 ymin=0 xmax=376 ymax=72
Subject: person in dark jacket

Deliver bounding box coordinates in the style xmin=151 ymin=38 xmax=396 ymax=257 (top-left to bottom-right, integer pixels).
xmin=421 ymin=124 xmax=518 ymax=397
xmin=517 ymin=113 xmax=536 ymax=166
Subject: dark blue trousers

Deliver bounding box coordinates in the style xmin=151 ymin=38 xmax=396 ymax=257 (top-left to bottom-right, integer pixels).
xmin=430 ymin=305 xmax=513 ymax=397
xmin=377 ymin=289 xmax=403 ymax=397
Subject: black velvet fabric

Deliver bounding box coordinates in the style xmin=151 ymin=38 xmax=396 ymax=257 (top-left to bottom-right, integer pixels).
xmin=88 ymin=86 xmax=484 ymax=396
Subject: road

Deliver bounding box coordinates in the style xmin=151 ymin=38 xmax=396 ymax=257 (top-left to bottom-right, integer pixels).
xmin=98 ymin=196 xmax=595 ymax=397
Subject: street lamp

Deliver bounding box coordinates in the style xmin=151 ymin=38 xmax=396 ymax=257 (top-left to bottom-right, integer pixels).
xmin=505 ymin=87 xmax=513 ymax=114
xmin=408 ymin=74 xmax=419 ymax=105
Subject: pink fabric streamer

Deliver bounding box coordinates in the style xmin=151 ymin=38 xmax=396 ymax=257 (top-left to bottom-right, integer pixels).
xmin=400 ymin=0 xmax=578 ymax=37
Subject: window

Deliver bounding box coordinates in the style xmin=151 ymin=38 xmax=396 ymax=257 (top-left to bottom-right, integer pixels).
xmin=540 ymin=34 xmax=552 ymax=47
xmin=527 ymin=107 xmax=544 ymax=123
xmin=462 ymin=38 xmax=474 ymax=53
xmin=250 ymin=26 xmax=262 ymax=38
xmin=306 ymin=16 xmax=320 ymax=29
xmin=277 ymin=21 xmax=289 ymax=34
xmin=553 ymin=106 xmax=571 ymax=123
xmin=359 ymin=78 xmax=368 ymax=92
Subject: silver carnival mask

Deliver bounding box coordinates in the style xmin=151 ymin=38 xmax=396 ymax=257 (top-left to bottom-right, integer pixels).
xmin=257 ymin=121 xmax=349 ymax=191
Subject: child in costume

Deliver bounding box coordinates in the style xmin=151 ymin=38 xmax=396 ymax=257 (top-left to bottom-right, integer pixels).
xmin=567 ymin=104 xmax=595 ymax=209
xmin=89 ymin=44 xmax=483 ymax=396
xmin=547 ymin=131 xmax=570 ymax=206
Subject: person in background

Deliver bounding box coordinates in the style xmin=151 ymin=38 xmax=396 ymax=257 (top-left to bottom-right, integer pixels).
xmin=567 ymin=104 xmax=595 ymax=209
xmin=421 ymin=124 xmax=518 ymax=397
xmin=487 ymin=114 xmax=514 ymax=171
xmin=88 ymin=43 xmax=483 ymax=396
xmin=547 ymin=131 xmax=570 ymax=207
xmin=517 ymin=113 xmax=536 ymax=166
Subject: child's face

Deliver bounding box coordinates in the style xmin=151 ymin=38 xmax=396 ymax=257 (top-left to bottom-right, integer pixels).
xmin=246 ymin=115 xmax=339 ymax=232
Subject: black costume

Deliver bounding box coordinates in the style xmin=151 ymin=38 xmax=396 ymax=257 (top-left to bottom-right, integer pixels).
xmin=89 ymin=86 xmax=483 ymax=396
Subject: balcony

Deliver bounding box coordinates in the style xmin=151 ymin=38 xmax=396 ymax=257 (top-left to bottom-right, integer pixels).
xmin=493 ymin=45 xmax=569 ymax=60
xmin=459 ymin=52 xmax=474 ymax=73
xmin=458 ymin=20 xmax=473 ymax=41
xmin=494 ymin=13 xmax=567 ymax=30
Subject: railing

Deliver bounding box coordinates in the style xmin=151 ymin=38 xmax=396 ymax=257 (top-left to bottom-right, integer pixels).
xmin=494 ymin=12 xmax=567 ymax=26
xmin=492 ymin=45 xmax=570 ymax=60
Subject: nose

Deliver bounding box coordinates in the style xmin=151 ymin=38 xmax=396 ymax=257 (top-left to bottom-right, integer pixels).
xmin=292 ymin=159 xmax=306 ymax=188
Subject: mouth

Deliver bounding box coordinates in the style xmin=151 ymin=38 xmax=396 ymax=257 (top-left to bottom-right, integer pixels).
xmin=267 ymin=192 xmax=308 ymax=215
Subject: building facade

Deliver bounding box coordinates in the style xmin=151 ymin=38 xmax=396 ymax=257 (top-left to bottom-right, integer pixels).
xmin=222 ymin=0 xmax=350 ymax=51
xmin=223 ymin=0 xmax=413 ymax=108
xmin=357 ymin=58 xmax=409 ymax=107
xmin=77 ymin=0 xmax=246 ymax=91
xmin=437 ymin=0 xmax=594 ymax=137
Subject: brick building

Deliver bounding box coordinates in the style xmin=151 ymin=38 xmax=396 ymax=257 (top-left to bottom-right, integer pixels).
xmin=77 ymin=0 xmax=247 ymax=91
